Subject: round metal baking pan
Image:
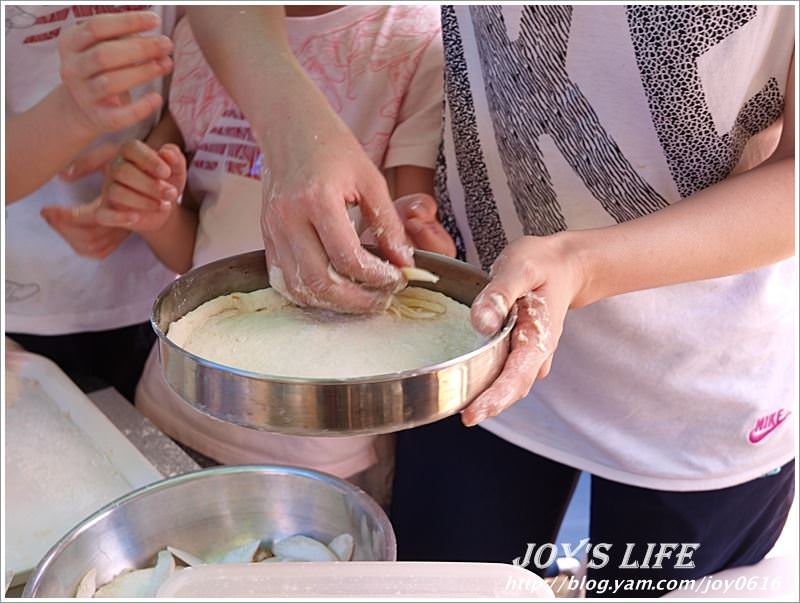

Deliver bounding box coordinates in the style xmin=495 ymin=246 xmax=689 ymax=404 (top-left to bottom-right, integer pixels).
xmin=151 ymin=249 xmax=515 ymax=436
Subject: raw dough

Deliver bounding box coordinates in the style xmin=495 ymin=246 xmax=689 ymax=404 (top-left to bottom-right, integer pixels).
xmin=167 ymin=288 xmax=484 ymax=379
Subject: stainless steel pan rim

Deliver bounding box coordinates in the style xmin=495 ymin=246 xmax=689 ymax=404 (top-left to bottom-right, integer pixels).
xmin=150 ymin=249 xmax=516 ymax=436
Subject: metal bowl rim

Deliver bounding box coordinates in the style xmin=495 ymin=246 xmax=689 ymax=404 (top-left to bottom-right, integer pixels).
xmin=150 ymin=250 xmax=517 ymax=385
xmin=22 ymin=464 xmax=397 ymax=596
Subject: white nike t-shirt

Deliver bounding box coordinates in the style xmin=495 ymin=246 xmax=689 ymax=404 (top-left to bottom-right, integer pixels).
xmin=439 ymin=4 xmax=796 ymax=490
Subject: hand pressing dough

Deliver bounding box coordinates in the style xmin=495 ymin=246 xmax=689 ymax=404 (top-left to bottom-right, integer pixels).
xmin=167 ymin=288 xmax=484 ymax=379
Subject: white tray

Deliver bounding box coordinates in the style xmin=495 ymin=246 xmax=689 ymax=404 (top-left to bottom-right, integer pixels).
xmin=4 ymin=350 xmax=162 ymax=586
xmin=157 ymin=562 xmax=555 ymax=598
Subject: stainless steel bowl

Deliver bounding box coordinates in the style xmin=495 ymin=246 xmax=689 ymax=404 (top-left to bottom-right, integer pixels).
xmin=151 ymin=249 xmax=516 ymax=436
xmin=23 ymin=465 xmax=395 ymax=597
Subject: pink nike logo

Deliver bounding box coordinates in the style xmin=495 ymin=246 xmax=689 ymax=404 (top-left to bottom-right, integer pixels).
xmin=748 ymin=409 xmax=790 ymax=444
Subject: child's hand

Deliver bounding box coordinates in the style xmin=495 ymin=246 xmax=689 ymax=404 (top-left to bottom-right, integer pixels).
xmin=58 ymin=11 xmax=173 ymax=137
xmin=40 ymin=201 xmax=130 ymax=259
xmin=60 ymin=141 xmax=121 ymax=182
xmin=94 ymin=141 xmax=187 ymax=233
xmin=394 ymin=193 xmax=457 ymax=258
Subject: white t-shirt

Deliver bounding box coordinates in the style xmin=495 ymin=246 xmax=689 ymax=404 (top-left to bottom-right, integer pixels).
xmin=5 ymin=5 xmax=177 ymax=335
xmin=439 ymin=5 xmax=796 ymax=490
xmin=135 ymin=6 xmax=443 ymax=478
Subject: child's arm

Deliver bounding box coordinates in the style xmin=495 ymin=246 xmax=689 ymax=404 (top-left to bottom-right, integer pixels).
xmin=188 ymin=6 xmax=410 ymax=314
xmin=6 ymin=11 xmax=172 ymax=203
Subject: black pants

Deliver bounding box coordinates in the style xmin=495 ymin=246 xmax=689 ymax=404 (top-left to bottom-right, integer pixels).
xmin=390 ymin=415 xmax=794 ymax=598
xmin=8 ymin=322 xmax=156 ymax=402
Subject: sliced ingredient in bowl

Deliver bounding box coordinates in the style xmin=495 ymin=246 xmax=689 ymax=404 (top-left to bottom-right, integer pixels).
xmin=75 ymin=533 xmax=354 ymax=597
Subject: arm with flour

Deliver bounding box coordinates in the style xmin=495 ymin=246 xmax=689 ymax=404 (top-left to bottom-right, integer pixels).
xmin=463 ymin=55 xmax=796 ymax=426
xmin=186 ymin=6 xmax=412 ymax=313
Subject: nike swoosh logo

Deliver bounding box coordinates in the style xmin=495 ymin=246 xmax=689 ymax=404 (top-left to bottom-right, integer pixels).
xmin=748 ymin=412 xmax=789 ymax=444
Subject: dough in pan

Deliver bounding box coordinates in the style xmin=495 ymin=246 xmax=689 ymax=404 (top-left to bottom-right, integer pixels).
xmin=167 ymin=287 xmax=485 ymax=379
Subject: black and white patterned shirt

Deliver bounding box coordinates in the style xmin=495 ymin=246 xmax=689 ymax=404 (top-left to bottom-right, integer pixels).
xmin=438 ymin=4 xmax=795 ymax=490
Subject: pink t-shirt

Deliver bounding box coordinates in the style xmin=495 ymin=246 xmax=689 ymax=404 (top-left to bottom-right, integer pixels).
xmin=171 ymin=5 xmax=443 ymax=268
xmin=136 ymin=6 xmax=443 ymax=478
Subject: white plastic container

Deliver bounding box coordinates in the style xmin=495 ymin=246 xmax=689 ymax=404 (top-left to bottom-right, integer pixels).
xmin=156 ymin=561 xmax=554 ymax=598
xmin=4 ymin=350 xmax=161 ymax=586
